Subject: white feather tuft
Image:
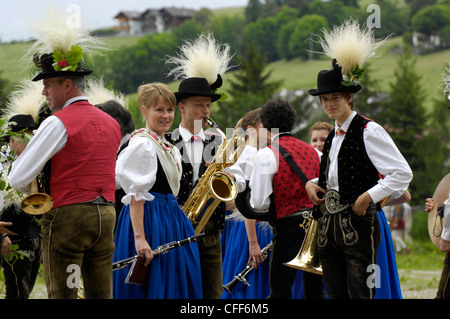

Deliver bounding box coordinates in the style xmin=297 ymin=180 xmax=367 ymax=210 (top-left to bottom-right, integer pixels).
xmin=24 ymin=5 xmax=107 ymax=65
xmin=85 ymin=77 xmax=128 ymax=108
xmin=317 ymin=19 xmax=389 ymax=77
xmin=4 ymin=80 xmax=45 ymax=121
xmin=166 ymin=32 xmax=235 ymax=84
xmin=441 ymin=62 xmax=450 ymax=100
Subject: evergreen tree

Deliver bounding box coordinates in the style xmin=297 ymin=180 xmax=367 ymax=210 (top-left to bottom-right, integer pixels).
xmin=214 ymin=43 xmax=283 ymax=129
xmin=385 ymin=46 xmax=428 ymax=205
xmin=353 ymin=63 xmax=387 ymax=124
xmin=245 ymin=0 xmax=263 ymax=23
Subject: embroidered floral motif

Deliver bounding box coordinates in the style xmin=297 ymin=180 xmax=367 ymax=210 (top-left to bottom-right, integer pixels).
xmin=132 ymin=128 xmax=180 ymax=170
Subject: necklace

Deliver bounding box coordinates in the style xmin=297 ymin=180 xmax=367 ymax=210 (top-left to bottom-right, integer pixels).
xmin=132 ymin=128 xmax=180 ymax=170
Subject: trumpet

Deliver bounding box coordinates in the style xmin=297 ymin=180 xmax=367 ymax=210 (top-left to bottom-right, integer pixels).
xmin=284 ymin=196 xmax=393 ymax=275
xmin=223 ymin=240 xmax=273 ymax=293
xmin=21 ymin=174 xmax=53 ymax=215
xmin=182 ymin=118 xmax=245 ymax=234
xmin=283 ymin=211 xmax=322 ymax=275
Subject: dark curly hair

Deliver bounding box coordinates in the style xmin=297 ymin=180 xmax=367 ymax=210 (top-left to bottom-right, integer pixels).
xmin=260 ymin=99 xmax=296 ymax=133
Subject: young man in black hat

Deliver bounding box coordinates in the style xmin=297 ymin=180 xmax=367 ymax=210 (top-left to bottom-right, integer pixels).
xmin=165 ymin=77 xmax=226 ymax=299
xmin=164 ymin=32 xmax=237 ymax=299
xmin=8 ymin=11 xmax=121 ymax=299
xmin=305 ymin=59 xmax=413 ymax=299
xmin=1 ymin=115 xmax=42 ymax=299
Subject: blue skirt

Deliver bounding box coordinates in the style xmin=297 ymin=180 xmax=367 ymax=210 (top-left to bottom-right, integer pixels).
xmin=221 ymin=214 xmax=304 ymax=299
xmin=375 ymin=210 xmax=402 ymax=299
xmin=113 ymin=192 xmax=202 ymax=299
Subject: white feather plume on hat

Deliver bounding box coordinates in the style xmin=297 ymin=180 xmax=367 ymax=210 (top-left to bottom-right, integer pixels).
xmin=3 ymin=80 xmax=45 ymax=121
xmin=23 ymin=5 xmax=107 ymax=69
xmin=316 ymin=19 xmax=389 ymax=85
xmin=165 ymin=32 xmax=235 ymax=85
xmin=85 ymin=77 xmax=128 ymax=108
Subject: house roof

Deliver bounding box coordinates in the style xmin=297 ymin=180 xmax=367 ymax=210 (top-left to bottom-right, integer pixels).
xmin=114 ymin=11 xmax=144 ymax=20
xmin=114 ymin=7 xmax=196 ymax=20
xmin=159 ymin=7 xmax=196 ymax=18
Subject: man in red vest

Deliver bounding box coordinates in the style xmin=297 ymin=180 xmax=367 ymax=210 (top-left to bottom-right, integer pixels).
xmin=247 ymin=99 xmax=327 ymax=299
xmin=9 ymin=19 xmax=121 ymax=298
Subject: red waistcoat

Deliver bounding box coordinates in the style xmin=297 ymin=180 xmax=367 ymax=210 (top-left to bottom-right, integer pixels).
xmin=269 ymin=135 xmax=320 ymax=219
xmin=50 ymin=100 xmax=121 ymax=208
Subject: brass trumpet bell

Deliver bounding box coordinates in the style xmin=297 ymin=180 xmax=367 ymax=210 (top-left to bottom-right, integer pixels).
xmin=283 ymin=218 xmax=323 ymax=275
xmin=21 ymin=179 xmax=53 ymax=215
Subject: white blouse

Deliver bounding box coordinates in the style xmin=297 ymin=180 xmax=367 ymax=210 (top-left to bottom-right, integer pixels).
xmin=115 ymin=130 xmax=182 ymax=205
xmin=442 ymin=194 xmax=450 ymax=242
xmin=225 ymin=145 xmax=258 ymax=193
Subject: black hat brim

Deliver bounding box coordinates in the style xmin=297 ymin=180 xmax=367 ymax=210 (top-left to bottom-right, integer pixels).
xmin=175 ymin=91 xmax=222 ymax=104
xmin=308 ymin=84 xmax=361 ymax=96
xmin=9 ymin=114 xmax=38 ymax=132
xmin=32 ymin=69 xmax=93 ymax=81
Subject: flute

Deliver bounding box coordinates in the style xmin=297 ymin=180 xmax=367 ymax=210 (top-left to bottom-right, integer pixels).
xmin=112 ymin=233 xmax=205 ymax=271
xmin=223 ymin=240 xmax=273 ymax=293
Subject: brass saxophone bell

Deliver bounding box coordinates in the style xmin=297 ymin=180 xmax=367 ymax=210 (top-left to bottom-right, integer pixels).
xmin=21 ymin=179 xmax=53 ymax=215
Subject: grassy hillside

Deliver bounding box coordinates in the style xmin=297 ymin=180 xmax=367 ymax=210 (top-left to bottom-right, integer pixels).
xmin=1 ymin=35 xmax=448 ymax=113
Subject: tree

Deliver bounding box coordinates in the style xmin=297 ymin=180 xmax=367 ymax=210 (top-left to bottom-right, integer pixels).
xmin=307 ymin=0 xmax=358 ymax=27
xmin=353 ymin=63 xmax=387 ymax=124
xmin=385 ymin=46 xmax=429 ymax=205
xmin=171 ymin=19 xmax=206 ymax=46
xmin=214 ymin=43 xmax=283 ymax=128
xmin=412 ymin=4 xmax=450 ymax=35
xmin=277 ymin=19 xmax=299 ymax=60
xmin=209 ymin=14 xmax=246 ymax=58
xmin=288 ymin=14 xmax=328 ymax=60
xmin=243 ymin=16 xmax=280 ymax=62
xmin=245 ymin=0 xmax=263 ymax=23
xmin=405 ymin=0 xmax=438 ymax=19
xmin=96 ymin=32 xmax=179 ymax=94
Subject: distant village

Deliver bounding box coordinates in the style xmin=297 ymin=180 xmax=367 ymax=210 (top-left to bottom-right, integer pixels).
xmin=112 ymin=7 xmax=196 ymax=36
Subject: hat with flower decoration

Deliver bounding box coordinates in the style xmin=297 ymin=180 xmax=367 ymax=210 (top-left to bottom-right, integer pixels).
xmin=166 ymin=32 xmax=235 ymax=103
xmin=25 ymin=6 xmax=106 ymax=82
xmin=309 ymin=19 xmax=389 ymax=96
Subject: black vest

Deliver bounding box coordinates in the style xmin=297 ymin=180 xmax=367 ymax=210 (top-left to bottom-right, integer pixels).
xmin=165 ymin=128 xmax=225 ymax=231
xmin=164 ymin=128 xmax=222 ymax=206
xmin=317 ymin=114 xmax=380 ymax=206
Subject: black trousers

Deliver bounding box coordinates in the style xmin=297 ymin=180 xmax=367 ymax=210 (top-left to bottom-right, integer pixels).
xmin=318 ymin=211 xmax=380 ymax=299
xmin=269 ymin=213 xmax=327 ymax=299
xmin=436 ymin=252 xmax=450 ymax=299
xmin=1 ymin=236 xmax=42 ymax=299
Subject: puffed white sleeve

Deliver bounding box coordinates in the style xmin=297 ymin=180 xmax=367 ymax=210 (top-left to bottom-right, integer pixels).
xmin=115 ymin=136 xmax=158 ymax=205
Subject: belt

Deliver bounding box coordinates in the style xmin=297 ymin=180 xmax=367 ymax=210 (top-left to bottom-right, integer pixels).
xmin=324 ymin=189 xmax=351 ymax=214
xmin=324 ymin=190 xmax=379 ymax=215
xmin=279 ymin=208 xmax=312 ymax=220
xmin=80 ymin=196 xmax=114 ymax=206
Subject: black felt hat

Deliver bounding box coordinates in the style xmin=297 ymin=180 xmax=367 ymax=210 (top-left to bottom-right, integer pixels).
xmin=32 ymin=53 xmax=92 ymax=82
xmin=174 ymin=77 xmax=222 ymax=104
xmin=8 ymin=114 xmax=38 ymax=132
xmin=308 ymin=59 xmax=361 ymax=96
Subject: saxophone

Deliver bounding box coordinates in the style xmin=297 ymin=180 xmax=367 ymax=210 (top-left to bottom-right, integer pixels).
xmin=182 ymin=118 xmax=245 ymax=234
